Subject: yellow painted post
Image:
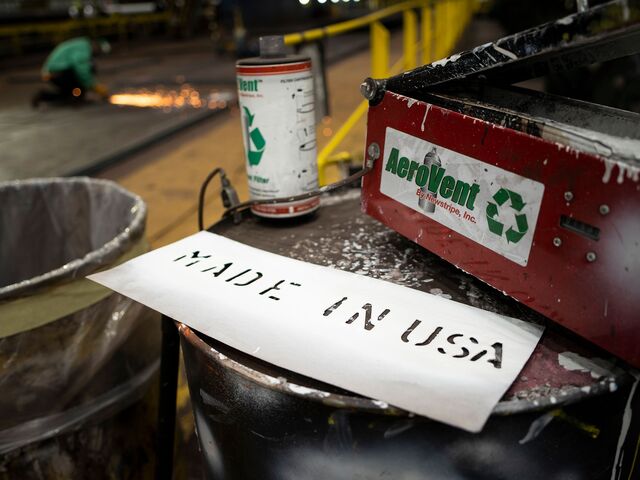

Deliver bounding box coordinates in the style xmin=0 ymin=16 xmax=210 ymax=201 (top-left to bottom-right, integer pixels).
xmin=370 ymin=20 xmax=390 ymax=78
xmin=403 ymin=9 xmax=418 ymax=70
xmin=451 ymin=0 xmax=458 ymax=45
xmin=317 ymin=101 xmax=369 ymax=186
xmin=446 ymin=0 xmax=451 ymax=56
xmin=444 ymin=0 xmax=453 ymax=57
xmin=452 ymin=0 xmax=463 ymax=51
xmin=462 ymin=0 xmax=469 ymax=34
xmin=469 ymin=0 xmax=477 ymax=25
xmin=452 ymin=0 xmax=460 ymax=51
xmin=435 ymin=0 xmax=448 ymax=59
xmin=452 ymin=0 xmax=461 ymax=47
xmin=420 ymin=4 xmax=432 ymax=65
xmin=457 ymin=0 xmax=467 ymax=44
xmin=432 ymin=1 xmax=440 ymax=60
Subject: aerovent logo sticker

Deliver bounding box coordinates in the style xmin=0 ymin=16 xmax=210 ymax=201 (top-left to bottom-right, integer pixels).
xmin=380 ymin=128 xmax=545 ymax=266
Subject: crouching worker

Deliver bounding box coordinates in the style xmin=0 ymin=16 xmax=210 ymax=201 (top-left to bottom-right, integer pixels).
xmin=32 ymin=37 xmax=111 ymax=107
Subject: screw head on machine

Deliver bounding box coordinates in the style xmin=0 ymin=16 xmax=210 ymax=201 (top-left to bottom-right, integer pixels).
xmin=367 ymin=142 xmax=381 ymax=160
xmin=360 ymin=78 xmax=378 ymax=101
xmin=599 ymin=204 xmax=610 ymax=215
xmin=553 ymin=237 xmax=562 ymax=247
xmin=586 ymin=251 xmax=597 ymax=262
xmin=564 ymin=191 xmax=574 ymax=202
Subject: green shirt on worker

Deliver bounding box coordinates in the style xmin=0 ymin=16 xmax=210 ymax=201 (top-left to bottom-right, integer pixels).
xmin=42 ymin=37 xmax=95 ymax=89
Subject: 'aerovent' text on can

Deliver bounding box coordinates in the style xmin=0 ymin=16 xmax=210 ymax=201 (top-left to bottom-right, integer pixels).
xmin=236 ymin=36 xmax=319 ymax=218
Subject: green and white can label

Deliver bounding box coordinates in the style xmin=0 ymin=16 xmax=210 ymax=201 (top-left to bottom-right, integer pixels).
xmin=380 ymin=127 xmax=545 ymax=266
xmin=236 ymin=60 xmax=319 ymax=218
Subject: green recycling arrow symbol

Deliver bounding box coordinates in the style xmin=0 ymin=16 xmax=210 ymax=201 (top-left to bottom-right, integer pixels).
xmin=243 ymin=106 xmax=266 ymax=166
xmin=485 ymin=187 xmax=529 ymax=244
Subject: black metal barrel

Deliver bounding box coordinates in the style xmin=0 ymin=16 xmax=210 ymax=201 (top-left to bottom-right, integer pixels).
xmin=180 ymin=191 xmax=639 ymax=480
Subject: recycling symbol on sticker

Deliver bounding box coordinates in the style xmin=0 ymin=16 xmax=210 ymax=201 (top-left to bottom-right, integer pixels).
xmin=485 ymin=188 xmax=529 ymax=244
xmin=243 ymin=106 xmax=266 ymax=166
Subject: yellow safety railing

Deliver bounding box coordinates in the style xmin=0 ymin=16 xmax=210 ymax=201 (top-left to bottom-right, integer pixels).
xmin=0 ymin=12 xmax=171 ymax=55
xmin=283 ymin=0 xmax=478 ymax=185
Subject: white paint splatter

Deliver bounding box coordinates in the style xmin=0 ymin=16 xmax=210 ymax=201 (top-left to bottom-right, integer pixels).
xmin=617 ymin=164 xmax=626 ymax=184
xmin=602 ymin=161 xmax=615 ymax=183
xmin=519 ymin=411 xmax=556 ymax=444
xmin=601 ymin=160 xmax=640 ymax=185
xmin=373 ymin=399 xmax=389 ymax=409
xmin=610 ymin=373 xmax=639 ymax=480
xmin=493 ymin=44 xmax=518 ymax=60
xmin=420 ymin=104 xmax=431 ymax=132
xmin=556 ymin=15 xmax=574 ymax=25
xmin=288 ymin=383 xmax=330 ymax=397
xmin=400 ymin=95 xmax=419 ymax=108
xmin=263 ymin=375 xmax=283 ymax=386
xmin=429 ymin=287 xmax=452 ymax=300
xmin=472 ymin=42 xmax=492 ymax=53
xmin=430 ymin=53 xmax=461 ymax=67
xmin=558 ymin=351 xmax=614 ymax=379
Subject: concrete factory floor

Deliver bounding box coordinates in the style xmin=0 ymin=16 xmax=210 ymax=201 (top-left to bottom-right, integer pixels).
xmin=0 ymin=34 xmax=370 ymax=182
xmin=0 ymin=39 xmax=233 ymax=180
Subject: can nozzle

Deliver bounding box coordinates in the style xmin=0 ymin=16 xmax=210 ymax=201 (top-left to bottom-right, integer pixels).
xmin=259 ymin=36 xmax=285 ymax=58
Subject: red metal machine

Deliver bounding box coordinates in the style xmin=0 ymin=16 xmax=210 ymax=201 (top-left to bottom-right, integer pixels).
xmin=360 ymin=0 xmax=640 ymax=367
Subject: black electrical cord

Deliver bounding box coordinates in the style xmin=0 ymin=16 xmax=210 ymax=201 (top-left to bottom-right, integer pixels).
xmin=221 ymin=165 xmax=374 ymax=219
xmin=197 ymin=158 xmax=376 ymax=231
xmin=197 ymin=167 xmax=227 ymax=231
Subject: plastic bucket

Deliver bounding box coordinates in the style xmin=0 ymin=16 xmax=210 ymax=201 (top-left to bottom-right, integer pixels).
xmin=0 ymin=178 xmax=160 ymax=476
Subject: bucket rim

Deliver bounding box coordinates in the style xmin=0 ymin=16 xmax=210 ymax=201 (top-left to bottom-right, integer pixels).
xmin=0 ymin=177 xmax=146 ymax=300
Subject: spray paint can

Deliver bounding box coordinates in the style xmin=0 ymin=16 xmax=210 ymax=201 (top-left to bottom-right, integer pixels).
xmin=236 ymin=36 xmax=319 ymax=218
xmin=418 ymin=146 xmax=441 ymax=213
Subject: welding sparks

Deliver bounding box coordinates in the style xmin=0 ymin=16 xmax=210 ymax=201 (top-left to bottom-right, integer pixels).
xmin=109 ymin=85 xmax=234 ymax=111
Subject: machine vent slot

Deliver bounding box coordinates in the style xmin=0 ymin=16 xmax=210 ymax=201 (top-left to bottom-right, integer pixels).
xmin=560 ymin=215 xmax=600 ymax=241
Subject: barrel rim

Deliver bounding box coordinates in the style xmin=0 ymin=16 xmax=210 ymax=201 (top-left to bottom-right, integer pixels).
xmin=179 ymin=323 xmax=626 ymax=417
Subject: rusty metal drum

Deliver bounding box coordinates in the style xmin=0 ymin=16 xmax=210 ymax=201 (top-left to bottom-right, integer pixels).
xmin=180 ymin=191 xmax=639 ymax=480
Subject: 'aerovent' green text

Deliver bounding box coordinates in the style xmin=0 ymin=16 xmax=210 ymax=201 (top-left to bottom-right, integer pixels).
xmin=385 ymin=147 xmax=480 ymax=210
xmin=238 ymin=78 xmax=259 ymax=92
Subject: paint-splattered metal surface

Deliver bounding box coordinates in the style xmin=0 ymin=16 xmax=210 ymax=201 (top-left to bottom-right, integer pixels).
xmin=179 ymin=191 xmax=639 ymax=480
xmin=363 ymin=0 xmax=640 ymax=104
